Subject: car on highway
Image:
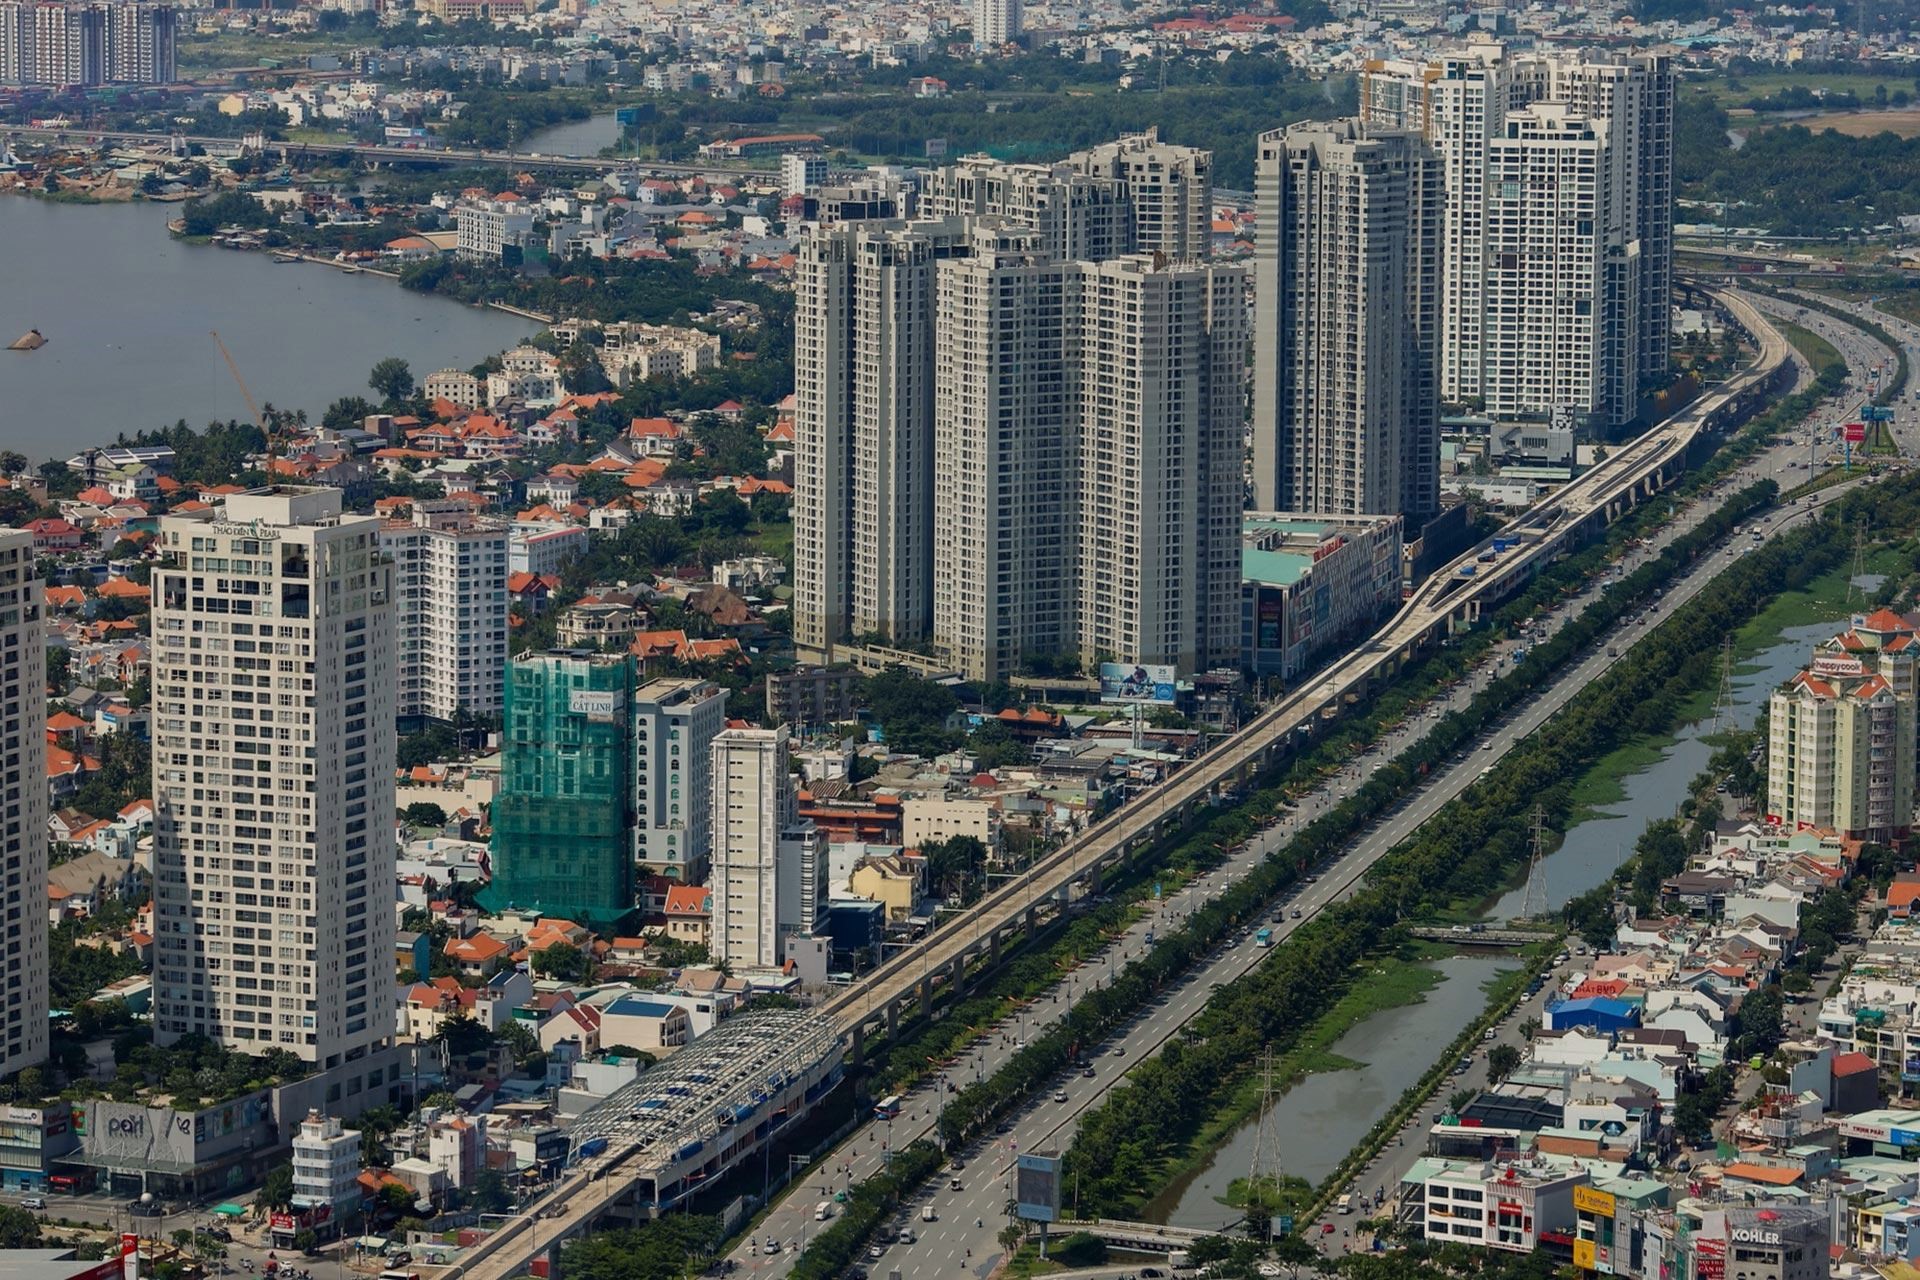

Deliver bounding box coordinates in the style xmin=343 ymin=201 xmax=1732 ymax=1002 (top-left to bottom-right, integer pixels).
xmin=19 ymin=1197 xmax=43 ymax=1211
xmin=1054 ymin=1091 xmax=1069 ymax=1103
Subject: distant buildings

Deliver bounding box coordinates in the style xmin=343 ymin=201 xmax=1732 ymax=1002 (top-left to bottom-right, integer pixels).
xmin=152 ymin=489 xmax=399 ymax=1093
xmin=972 ymin=0 xmax=1020 ymax=48
xmin=379 ymin=499 xmax=508 ymax=722
xmin=1767 ymin=610 xmax=1917 ymax=844
xmin=0 ymin=1 xmax=176 ymax=86
xmin=708 ymin=725 xmax=824 ymax=968
xmin=0 ymin=530 xmax=47 ymax=1080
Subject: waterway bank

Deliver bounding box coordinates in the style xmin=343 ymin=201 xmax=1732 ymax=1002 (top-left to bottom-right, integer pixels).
xmin=1144 ymin=953 xmax=1522 ymax=1230
xmin=0 ymin=197 xmax=536 ymax=460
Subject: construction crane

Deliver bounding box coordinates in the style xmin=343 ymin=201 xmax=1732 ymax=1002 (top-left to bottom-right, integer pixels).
xmin=211 ymin=330 xmax=277 ymax=491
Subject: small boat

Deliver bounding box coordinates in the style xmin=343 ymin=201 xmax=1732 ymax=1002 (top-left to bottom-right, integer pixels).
xmin=6 ymin=329 xmax=46 ymax=351
xmin=270 ymin=253 xmax=300 ymax=263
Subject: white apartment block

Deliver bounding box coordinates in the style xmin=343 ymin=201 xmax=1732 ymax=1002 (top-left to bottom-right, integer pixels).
xmin=456 ymin=197 xmax=534 ymax=262
xmin=632 ymin=677 xmax=727 ymax=882
xmin=793 ymin=219 xmax=970 ymax=657
xmin=290 ymin=1109 xmax=362 ymax=1216
xmin=1069 ymin=254 xmax=1245 ymax=676
xmin=932 ymin=224 xmax=1070 ymax=684
xmin=152 ymin=489 xmax=399 ymax=1084
xmin=797 ymin=191 xmax=1240 ymax=683
xmin=781 ymin=152 xmax=826 ymax=196
xmin=423 ymin=369 xmax=484 ymax=411
xmin=508 ymin=523 xmax=586 ymax=577
xmin=1359 ymin=43 xmax=1672 ymax=428
xmin=708 ymin=726 xmax=824 ymax=969
xmin=920 ymin=138 xmax=1210 ymax=263
xmin=972 ymin=0 xmax=1019 ymax=47
xmin=1068 ymin=129 xmax=1214 ymax=261
xmin=378 ymin=500 xmax=508 ymax=722
xmin=1482 ymin=104 xmax=1631 ymax=428
xmin=1252 ymin=118 xmax=1438 ymax=521
xmin=0 ymin=531 xmax=47 ymax=1080
xmin=1 ymin=2 xmax=172 ymax=86
xmin=1767 ymin=611 xmax=1918 ymax=844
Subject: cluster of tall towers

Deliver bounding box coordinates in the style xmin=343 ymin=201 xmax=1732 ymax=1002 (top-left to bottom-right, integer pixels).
xmin=793 ymin=131 xmax=1245 ymax=685
xmin=1255 ymin=43 xmax=1673 ymax=521
xmin=793 ymin=44 xmax=1674 ymax=687
xmin=0 ymin=1 xmax=177 ymax=87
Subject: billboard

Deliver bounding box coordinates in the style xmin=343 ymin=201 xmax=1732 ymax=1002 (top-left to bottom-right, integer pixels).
xmin=569 ymin=690 xmax=623 ymax=721
xmin=1098 ymin=663 xmax=1176 ymax=706
xmin=1573 ymin=1186 xmax=1616 ymax=1217
xmin=83 ymin=1102 xmax=198 ymax=1168
xmin=1845 ymin=422 xmax=1867 ymax=444
xmin=1014 ymin=1152 xmax=1062 ymax=1224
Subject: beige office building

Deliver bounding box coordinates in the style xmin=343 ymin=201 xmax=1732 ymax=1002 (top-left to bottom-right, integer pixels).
xmin=0 ymin=531 xmax=47 ymax=1079
xmin=152 ymin=489 xmax=400 ymax=1091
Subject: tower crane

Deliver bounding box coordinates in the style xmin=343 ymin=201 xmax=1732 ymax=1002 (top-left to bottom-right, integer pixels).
xmin=211 ymin=330 xmax=277 ymax=491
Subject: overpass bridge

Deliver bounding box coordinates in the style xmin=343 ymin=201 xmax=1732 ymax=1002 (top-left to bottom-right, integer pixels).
xmin=2 ymin=126 xmax=761 ymax=178
xmin=441 ymin=289 xmax=1791 ymax=1280
xmin=1405 ymin=927 xmax=1557 ymax=949
xmin=1049 ymin=1218 xmax=1220 ymax=1252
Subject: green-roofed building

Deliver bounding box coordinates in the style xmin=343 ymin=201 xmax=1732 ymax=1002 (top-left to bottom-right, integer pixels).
xmin=1241 ymin=513 xmax=1403 ymax=680
xmin=482 ymin=649 xmax=637 ymax=930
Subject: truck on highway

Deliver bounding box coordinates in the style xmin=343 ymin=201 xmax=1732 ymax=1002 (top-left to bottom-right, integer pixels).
xmin=1255 ymin=927 xmax=1274 ymax=948
xmin=1337 ymin=1194 xmax=1355 ymax=1214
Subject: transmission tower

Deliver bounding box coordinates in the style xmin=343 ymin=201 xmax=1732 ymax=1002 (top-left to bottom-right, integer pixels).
xmin=1521 ymin=806 xmax=1550 ymax=920
xmin=1846 ymin=520 xmax=1872 ymax=605
xmin=1710 ymin=636 xmax=1737 ymax=736
xmin=1247 ymin=1047 xmax=1282 ymax=1239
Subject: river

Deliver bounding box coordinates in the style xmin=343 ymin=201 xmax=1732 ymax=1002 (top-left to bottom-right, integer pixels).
xmin=1147 ymin=954 xmax=1520 ymax=1230
xmin=520 ymin=112 xmax=624 ymax=158
xmin=0 ymin=198 xmax=535 ymax=464
xmin=1149 ymin=599 xmax=1858 ymax=1228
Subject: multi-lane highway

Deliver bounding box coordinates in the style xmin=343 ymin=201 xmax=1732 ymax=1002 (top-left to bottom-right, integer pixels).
xmin=447 ymin=288 xmax=1794 ymax=1280
xmin=709 ymin=290 xmax=1814 ymax=1279
xmin=1 ymin=126 xmax=761 ymax=178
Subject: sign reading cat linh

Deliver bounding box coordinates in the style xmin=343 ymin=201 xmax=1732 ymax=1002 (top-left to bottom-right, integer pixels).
xmin=570 ymin=690 xmax=624 ymax=721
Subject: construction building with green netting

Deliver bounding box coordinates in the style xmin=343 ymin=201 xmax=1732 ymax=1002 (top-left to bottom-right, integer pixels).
xmin=481 ymin=649 xmax=638 ymax=930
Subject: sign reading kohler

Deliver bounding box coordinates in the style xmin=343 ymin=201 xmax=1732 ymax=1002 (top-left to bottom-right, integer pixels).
xmin=85 ymin=1102 xmax=198 ymax=1167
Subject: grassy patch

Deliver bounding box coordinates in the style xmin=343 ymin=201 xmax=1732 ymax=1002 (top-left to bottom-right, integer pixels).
xmin=1682 ymin=70 xmax=1903 ymax=109
xmin=1777 ymin=320 xmax=1845 ymax=378
xmin=1149 ymin=950 xmax=1445 ymax=1194
xmin=1725 ymin=543 xmax=1907 ymax=655
xmin=1567 ymin=737 xmax=1676 ymax=821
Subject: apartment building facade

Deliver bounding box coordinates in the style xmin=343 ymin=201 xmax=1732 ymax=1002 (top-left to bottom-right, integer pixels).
xmin=1252 ymin=118 xmax=1438 ymax=520
xmin=1767 ymin=610 xmax=1918 ymax=844
xmin=151 ymin=490 xmax=398 ymax=1087
xmin=708 ymin=726 xmax=824 ymax=969
xmin=378 ymin=500 xmax=508 ymax=722
xmin=0 ymin=531 xmax=46 ymax=1080
xmin=631 ymin=677 xmax=727 ymax=882
xmin=1359 ymin=43 xmax=1673 ymax=430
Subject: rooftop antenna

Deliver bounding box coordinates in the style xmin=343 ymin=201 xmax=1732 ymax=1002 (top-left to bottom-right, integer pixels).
xmin=211 ymin=330 xmax=276 ymax=492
